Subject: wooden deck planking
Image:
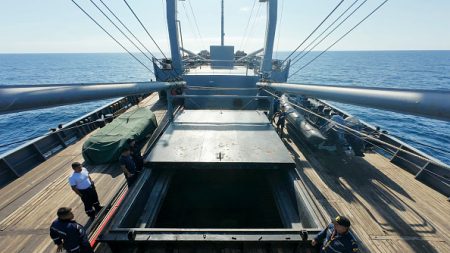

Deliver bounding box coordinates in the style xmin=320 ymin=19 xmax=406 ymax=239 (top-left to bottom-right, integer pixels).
xmin=0 ymin=94 xmax=166 ymax=253
xmin=283 ymin=132 xmax=450 ymax=253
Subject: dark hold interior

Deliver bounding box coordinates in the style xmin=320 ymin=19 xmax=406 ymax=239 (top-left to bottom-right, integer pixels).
xmin=153 ymin=169 xmax=284 ymax=228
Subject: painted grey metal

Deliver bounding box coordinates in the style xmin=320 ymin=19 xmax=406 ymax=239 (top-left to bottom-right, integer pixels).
xmin=145 ymin=110 xmax=294 ymax=169
xmin=0 ymin=81 xmax=183 ymax=114
xmin=261 ymin=0 xmax=278 ymax=76
xmin=166 ymin=0 xmax=183 ymax=74
xmin=258 ymin=82 xmax=450 ymax=121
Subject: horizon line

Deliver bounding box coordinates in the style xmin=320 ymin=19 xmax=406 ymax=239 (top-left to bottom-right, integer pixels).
xmin=1 ymin=49 xmax=450 ymax=55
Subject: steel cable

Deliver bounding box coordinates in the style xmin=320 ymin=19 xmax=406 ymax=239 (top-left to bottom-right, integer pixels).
xmin=281 ymin=0 xmax=344 ymax=65
xmin=70 ymin=0 xmax=154 ymax=73
xmin=263 ymin=88 xmax=449 ymax=174
xmin=289 ymin=0 xmax=389 ymax=78
xmin=97 ymin=0 xmax=163 ymax=64
xmin=289 ymin=0 xmax=362 ymax=66
xmin=123 ymin=0 xmax=168 ymax=59
xmin=89 ymin=0 xmax=156 ymax=65
xmin=239 ymin=0 xmax=257 ymax=51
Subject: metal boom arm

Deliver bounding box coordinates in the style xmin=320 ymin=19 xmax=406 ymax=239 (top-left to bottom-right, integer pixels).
xmin=257 ymin=82 xmax=450 ymax=121
xmin=0 ymin=81 xmax=185 ymax=115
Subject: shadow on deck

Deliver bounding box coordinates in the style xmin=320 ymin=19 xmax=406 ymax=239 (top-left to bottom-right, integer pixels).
xmin=283 ymin=131 xmax=449 ymax=253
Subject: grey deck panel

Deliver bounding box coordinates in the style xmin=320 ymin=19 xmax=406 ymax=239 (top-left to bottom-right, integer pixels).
xmin=145 ymin=110 xmax=294 ymax=169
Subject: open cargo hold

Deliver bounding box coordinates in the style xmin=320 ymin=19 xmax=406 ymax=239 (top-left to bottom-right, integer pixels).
xmin=99 ymin=111 xmax=322 ymax=252
xmin=82 ymin=107 xmax=157 ymax=165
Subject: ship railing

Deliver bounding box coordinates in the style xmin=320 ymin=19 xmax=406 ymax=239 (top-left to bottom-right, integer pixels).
xmin=318 ymin=100 xmax=450 ymax=198
xmin=0 ymin=94 xmax=150 ymax=188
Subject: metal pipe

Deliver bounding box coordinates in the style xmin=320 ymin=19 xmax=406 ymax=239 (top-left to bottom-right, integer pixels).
xmin=236 ymin=48 xmax=264 ymax=62
xmin=181 ymin=47 xmax=207 ymax=61
xmin=221 ymin=0 xmax=225 ymax=46
xmin=257 ymin=82 xmax=450 ymax=121
xmin=261 ymin=0 xmax=278 ymax=76
xmin=0 ymin=81 xmax=185 ymax=114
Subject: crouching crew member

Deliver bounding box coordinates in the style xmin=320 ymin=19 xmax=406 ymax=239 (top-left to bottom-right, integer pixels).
xmin=50 ymin=207 xmax=94 ymax=253
xmin=69 ymin=162 xmax=102 ymax=218
xmin=120 ymin=147 xmax=137 ymax=186
xmin=312 ymin=215 xmax=359 ymax=253
xmin=128 ymin=139 xmax=144 ymax=172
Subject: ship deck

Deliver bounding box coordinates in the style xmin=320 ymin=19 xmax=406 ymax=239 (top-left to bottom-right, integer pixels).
xmin=283 ymin=129 xmax=450 ymax=253
xmin=0 ymin=93 xmax=167 ymax=253
xmin=0 ymin=101 xmax=449 ymax=252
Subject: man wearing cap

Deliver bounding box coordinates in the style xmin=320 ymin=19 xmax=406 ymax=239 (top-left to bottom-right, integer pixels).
xmin=49 ymin=207 xmax=94 ymax=253
xmin=312 ymin=215 xmax=359 ymax=253
xmin=69 ymin=162 xmax=102 ymax=218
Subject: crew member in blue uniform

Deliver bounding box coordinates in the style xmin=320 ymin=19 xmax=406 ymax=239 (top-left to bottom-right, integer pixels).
xmin=312 ymin=215 xmax=359 ymax=253
xmin=49 ymin=207 xmax=94 ymax=253
xmin=276 ymin=105 xmax=287 ymax=137
xmin=69 ymin=162 xmax=102 ymax=218
xmin=128 ymin=139 xmax=144 ymax=173
xmin=119 ymin=147 xmax=137 ymax=186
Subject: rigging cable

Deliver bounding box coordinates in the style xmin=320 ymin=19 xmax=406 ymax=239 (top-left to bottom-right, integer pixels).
xmin=263 ymin=89 xmax=450 ymax=175
xmin=88 ymin=0 xmax=157 ymax=65
xmin=69 ymin=0 xmax=154 ymax=73
xmin=181 ymin=1 xmax=200 ymax=46
xmin=281 ymin=0 xmax=345 ymax=65
xmin=238 ymin=0 xmax=257 ymax=51
xmin=275 ymin=0 xmax=285 ymax=59
xmin=187 ymin=0 xmax=206 ymax=50
xmin=242 ymin=2 xmax=262 ymax=52
xmin=289 ymin=0 xmax=390 ymax=78
xmin=97 ymin=0 xmax=163 ymax=64
xmin=122 ymin=0 xmax=168 ymax=59
xmin=289 ymin=0 xmax=362 ymax=66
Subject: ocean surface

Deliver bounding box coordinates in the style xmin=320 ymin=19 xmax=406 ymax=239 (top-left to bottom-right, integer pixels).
xmin=0 ymin=51 xmax=449 ymax=165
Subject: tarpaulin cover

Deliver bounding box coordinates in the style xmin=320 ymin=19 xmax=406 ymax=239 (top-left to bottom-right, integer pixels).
xmin=82 ymin=107 xmax=157 ymax=165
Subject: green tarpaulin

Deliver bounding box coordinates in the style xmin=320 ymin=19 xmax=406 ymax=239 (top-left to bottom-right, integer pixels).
xmin=82 ymin=107 xmax=158 ymax=165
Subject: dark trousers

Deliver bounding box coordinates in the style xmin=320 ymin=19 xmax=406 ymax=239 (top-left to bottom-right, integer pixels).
xmin=79 ymin=186 xmax=101 ymax=218
xmin=125 ymin=173 xmax=137 ymax=187
xmin=132 ymin=154 xmax=144 ymax=172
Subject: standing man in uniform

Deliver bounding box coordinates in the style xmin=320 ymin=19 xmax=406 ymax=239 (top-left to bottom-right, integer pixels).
xmin=120 ymin=147 xmax=137 ymax=186
xmin=49 ymin=207 xmax=94 ymax=253
xmin=312 ymin=215 xmax=359 ymax=253
xmin=69 ymin=162 xmax=102 ymax=219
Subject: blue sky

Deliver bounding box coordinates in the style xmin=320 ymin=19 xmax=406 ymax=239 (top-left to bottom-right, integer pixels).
xmin=0 ymin=0 xmax=449 ymax=53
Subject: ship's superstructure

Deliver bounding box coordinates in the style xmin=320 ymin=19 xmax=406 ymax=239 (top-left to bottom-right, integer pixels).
xmin=0 ymin=1 xmax=449 ymax=252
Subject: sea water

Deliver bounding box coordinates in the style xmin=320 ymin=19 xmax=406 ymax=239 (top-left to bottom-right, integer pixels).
xmin=0 ymin=51 xmax=449 ymax=165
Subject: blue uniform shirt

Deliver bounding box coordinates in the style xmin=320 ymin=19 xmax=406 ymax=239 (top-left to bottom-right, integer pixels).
xmin=49 ymin=219 xmax=90 ymax=253
xmin=119 ymin=154 xmax=136 ymax=174
xmin=315 ymin=223 xmax=359 ymax=253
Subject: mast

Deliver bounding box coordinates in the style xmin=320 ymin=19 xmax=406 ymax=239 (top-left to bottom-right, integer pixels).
xmin=166 ymin=0 xmax=183 ymax=74
xmin=261 ymin=0 xmax=278 ymax=78
xmin=221 ymin=0 xmax=225 ymax=46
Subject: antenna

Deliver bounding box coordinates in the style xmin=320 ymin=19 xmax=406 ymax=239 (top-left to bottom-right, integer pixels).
xmin=221 ymin=0 xmax=225 ymax=46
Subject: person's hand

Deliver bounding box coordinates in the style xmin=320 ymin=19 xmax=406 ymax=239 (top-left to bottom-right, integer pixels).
xmin=91 ymin=180 xmax=95 ymax=185
xmin=56 ymin=244 xmax=63 ymax=252
xmin=311 ymin=239 xmax=317 ymax=246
